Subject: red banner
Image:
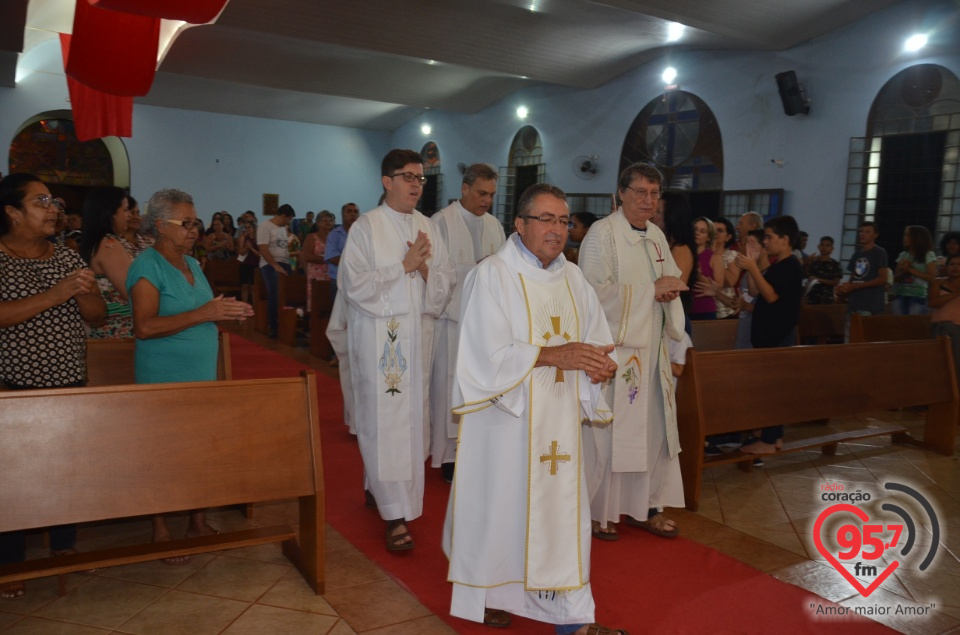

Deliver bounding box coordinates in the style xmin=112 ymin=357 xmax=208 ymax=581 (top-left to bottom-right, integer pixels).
xmin=89 ymin=0 xmax=229 ymax=24
xmin=60 ymin=33 xmax=132 ymax=142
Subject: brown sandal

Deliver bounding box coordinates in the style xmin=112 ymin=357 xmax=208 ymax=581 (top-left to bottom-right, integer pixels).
xmin=483 ymin=608 xmax=511 ymax=628
xmin=625 ymin=513 xmax=679 ymax=538
xmin=0 ymin=581 xmax=25 ymax=599
xmin=585 ymin=625 xmax=629 ymax=635
xmin=385 ymin=519 xmax=414 ymax=551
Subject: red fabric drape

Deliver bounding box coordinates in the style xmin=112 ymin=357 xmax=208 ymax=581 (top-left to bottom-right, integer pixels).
xmin=60 ymin=33 xmax=132 ymax=142
xmin=65 ymin=0 xmax=159 ymax=97
xmin=89 ymin=0 xmax=229 ymax=24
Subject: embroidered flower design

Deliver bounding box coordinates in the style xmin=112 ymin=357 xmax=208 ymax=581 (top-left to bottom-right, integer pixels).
xmin=379 ymin=317 xmax=406 ymax=395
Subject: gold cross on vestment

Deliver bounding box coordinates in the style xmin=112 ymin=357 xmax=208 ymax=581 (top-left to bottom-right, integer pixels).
xmin=540 ymin=440 xmax=572 ymax=475
xmin=542 ymin=316 xmax=572 ymax=383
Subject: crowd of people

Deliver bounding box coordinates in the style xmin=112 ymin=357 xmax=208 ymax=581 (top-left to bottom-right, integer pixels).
xmin=3 ymin=156 xmax=959 ymax=635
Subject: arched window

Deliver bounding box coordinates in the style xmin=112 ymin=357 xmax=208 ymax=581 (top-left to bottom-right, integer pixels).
xmin=620 ymin=91 xmax=723 ymax=215
xmin=419 ymin=141 xmax=442 ymax=217
xmin=841 ymin=64 xmax=960 ymax=264
xmin=8 ymin=111 xmax=129 ymax=214
xmin=497 ymin=125 xmax=545 ymax=228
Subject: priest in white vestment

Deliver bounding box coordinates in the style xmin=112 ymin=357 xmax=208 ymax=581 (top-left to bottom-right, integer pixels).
xmin=444 ymin=184 xmax=629 ymax=635
xmin=429 ymin=163 xmax=505 ymax=479
xmin=340 ymin=149 xmax=454 ymax=550
xmin=578 ymin=163 xmax=688 ymax=541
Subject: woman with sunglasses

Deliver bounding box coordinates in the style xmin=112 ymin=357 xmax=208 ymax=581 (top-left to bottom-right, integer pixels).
xmin=0 ymin=173 xmax=106 ymax=598
xmin=127 ymin=189 xmax=253 ymax=562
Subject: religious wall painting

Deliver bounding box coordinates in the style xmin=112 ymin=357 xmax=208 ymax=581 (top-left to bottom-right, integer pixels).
xmin=379 ymin=317 xmax=407 ymax=395
xmin=263 ymin=193 xmax=279 ymax=216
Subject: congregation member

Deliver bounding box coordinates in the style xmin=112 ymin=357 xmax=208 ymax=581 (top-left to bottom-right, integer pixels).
xmin=340 ymin=149 xmax=454 ymax=551
xmin=579 ymin=163 xmax=687 ymax=541
xmin=326 ymin=201 xmax=360 ymax=297
xmin=658 ymin=193 xmax=695 ymax=332
xmin=80 ymin=186 xmax=135 ymax=338
xmin=120 ymin=196 xmax=154 ymax=257
xmin=444 ymin=183 xmax=625 ymax=635
xmin=726 ymin=211 xmax=765 ymax=349
xmin=128 ymin=188 xmax=253 ymax=561
xmin=690 ymin=216 xmax=725 ymax=320
xmin=836 ymin=221 xmax=889 ymax=341
xmin=203 ymin=216 xmax=236 ymax=260
xmin=64 ymin=207 xmax=83 ymax=246
xmin=931 ymin=254 xmax=960 ymax=379
xmin=736 ymin=215 xmax=804 ymax=454
xmin=0 ymin=173 xmax=107 ymax=598
xmin=891 ymin=225 xmax=937 ymax=315
xmin=704 ymin=217 xmax=738 ymax=319
xmin=805 ymin=236 xmax=842 ymax=305
xmin=938 ymin=232 xmax=960 ymax=275
xmin=429 ymin=163 xmax=505 ymax=483
xmin=564 ymin=211 xmax=598 ymax=265
xmin=303 ymin=210 xmax=335 ymax=312
xmin=257 ymin=203 xmax=296 ymax=338
xmin=236 ymin=218 xmax=261 ymax=305
xmin=295 ymin=210 xmax=315 ymax=242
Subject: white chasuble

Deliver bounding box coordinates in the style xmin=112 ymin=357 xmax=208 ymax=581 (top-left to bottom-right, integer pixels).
xmin=341 ymin=206 xmax=454 ymax=489
xmin=520 ymin=273 xmax=584 ymax=591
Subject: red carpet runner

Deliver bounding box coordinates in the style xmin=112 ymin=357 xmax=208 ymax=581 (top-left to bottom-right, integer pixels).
xmin=229 ymin=335 xmax=893 ymax=634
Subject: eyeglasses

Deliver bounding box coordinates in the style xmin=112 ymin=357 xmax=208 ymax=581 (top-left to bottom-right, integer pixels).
xmin=523 ymin=214 xmax=571 ymax=227
xmin=163 ymin=218 xmax=201 ymax=231
xmin=28 ymin=194 xmax=59 ymax=210
xmin=623 ymin=185 xmax=661 ymax=201
xmin=392 ymin=172 xmax=428 ymax=184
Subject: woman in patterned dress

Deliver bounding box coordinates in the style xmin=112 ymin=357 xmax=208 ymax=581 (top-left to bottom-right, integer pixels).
xmin=0 ymin=173 xmax=107 ymax=599
xmin=79 ymin=186 xmax=135 ymax=338
xmin=302 ymin=210 xmax=335 ymax=311
xmin=120 ymin=195 xmax=154 ymax=258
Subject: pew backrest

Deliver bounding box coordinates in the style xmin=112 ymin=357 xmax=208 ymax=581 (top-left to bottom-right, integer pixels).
xmin=849 ymin=313 xmax=932 ymax=343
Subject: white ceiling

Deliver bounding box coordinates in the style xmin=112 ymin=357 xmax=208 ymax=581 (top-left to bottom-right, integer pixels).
xmin=3 ymin=0 xmax=903 ymax=131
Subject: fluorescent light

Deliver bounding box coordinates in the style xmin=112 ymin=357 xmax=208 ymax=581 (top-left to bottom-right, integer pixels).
xmin=517 ymin=106 xmax=528 ymax=119
xmin=421 ymin=124 xmax=432 ymax=135
xmin=904 ymin=33 xmax=928 ymax=52
xmin=662 ymin=67 xmax=677 ymax=84
xmin=667 ymin=22 xmax=685 ymax=42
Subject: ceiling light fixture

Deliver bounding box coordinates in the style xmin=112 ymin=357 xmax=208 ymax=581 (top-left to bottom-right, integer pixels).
xmin=662 ymin=67 xmax=677 ymax=84
xmin=904 ymin=33 xmax=928 ymax=52
xmin=421 ymin=124 xmax=431 ymax=135
xmin=667 ymin=22 xmax=685 ymax=42
xmin=517 ymin=106 xmax=528 ymax=119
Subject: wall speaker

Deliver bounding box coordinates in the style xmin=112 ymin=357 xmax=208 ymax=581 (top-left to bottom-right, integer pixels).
xmin=775 ymin=71 xmax=810 ymax=116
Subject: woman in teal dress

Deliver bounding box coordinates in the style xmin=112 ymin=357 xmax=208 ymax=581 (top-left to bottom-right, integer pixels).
xmin=127 ymin=188 xmax=253 ymax=561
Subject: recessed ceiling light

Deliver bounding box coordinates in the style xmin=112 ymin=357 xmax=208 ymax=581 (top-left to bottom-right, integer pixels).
xmin=421 ymin=124 xmax=432 ymax=135
xmin=904 ymin=33 xmax=928 ymax=52
xmin=667 ymin=22 xmax=685 ymax=42
xmin=662 ymin=67 xmax=677 ymax=84
xmin=517 ymin=106 xmax=528 ymax=119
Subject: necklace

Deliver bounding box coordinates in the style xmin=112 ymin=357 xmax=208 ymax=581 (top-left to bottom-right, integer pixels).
xmin=0 ymin=237 xmax=50 ymax=260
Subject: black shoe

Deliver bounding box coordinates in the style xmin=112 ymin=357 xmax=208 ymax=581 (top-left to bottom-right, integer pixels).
xmin=704 ymin=443 xmax=722 ymax=457
xmin=441 ymin=462 xmax=455 ymax=484
xmin=752 ymin=458 xmax=765 ymax=468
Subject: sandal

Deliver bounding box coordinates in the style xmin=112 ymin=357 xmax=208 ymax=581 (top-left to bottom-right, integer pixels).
xmin=585 ymin=625 xmax=629 ymax=635
xmin=385 ymin=519 xmax=414 ymax=551
xmin=625 ymin=513 xmax=679 ymax=538
xmin=591 ymin=520 xmax=619 ymax=541
xmin=0 ymin=581 xmax=25 ymax=599
xmin=483 ymin=608 xmax=512 ymax=628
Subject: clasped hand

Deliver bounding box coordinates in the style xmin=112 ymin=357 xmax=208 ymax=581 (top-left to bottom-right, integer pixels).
xmin=55 ymin=268 xmax=98 ymax=301
xmin=403 ymin=231 xmax=431 ymax=277
xmin=654 ymin=276 xmax=687 ymax=303
xmin=537 ymin=342 xmax=617 ymax=384
xmin=208 ymin=295 xmax=255 ymax=321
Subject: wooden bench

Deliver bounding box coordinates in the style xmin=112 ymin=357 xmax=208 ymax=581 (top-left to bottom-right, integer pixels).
xmin=309 ymin=279 xmax=335 ymax=361
xmin=278 ymin=273 xmax=308 ymax=347
xmin=204 ymin=258 xmax=242 ymax=299
xmin=849 ymin=314 xmax=932 ymax=343
xmin=676 ymin=338 xmax=958 ymax=511
xmin=85 ymin=333 xmax=232 ymax=386
xmin=691 ymin=319 xmax=739 ymax=351
xmin=797 ymin=304 xmax=846 ymax=344
xmin=0 ymin=372 xmax=325 ymax=594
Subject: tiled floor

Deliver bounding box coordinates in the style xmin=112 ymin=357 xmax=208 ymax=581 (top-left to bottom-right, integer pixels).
xmin=2 ymin=323 xmax=959 ymax=633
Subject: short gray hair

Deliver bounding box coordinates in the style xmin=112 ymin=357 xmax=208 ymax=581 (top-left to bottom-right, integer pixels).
xmin=517 ymin=183 xmax=566 ymax=219
xmin=143 ymin=189 xmax=194 ymax=237
xmin=462 ymin=163 xmax=498 ymax=186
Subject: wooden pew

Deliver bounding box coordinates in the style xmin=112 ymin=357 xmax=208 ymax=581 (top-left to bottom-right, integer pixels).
xmin=204 ymin=258 xmax=242 ymax=299
xmin=278 ymin=273 xmax=308 ymax=346
xmin=0 ymin=372 xmax=325 ymax=594
xmin=797 ymin=304 xmax=846 ymax=344
xmin=676 ymin=338 xmax=958 ymax=511
xmin=85 ymin=333 xmax=232 ymax=386
xmin=690 ymin=319 xmax=739 ymax=351
xmin=849 ymin=313 xmax=932 ymax=343
xmin=309 ymin=279 xmax=334 ymax=361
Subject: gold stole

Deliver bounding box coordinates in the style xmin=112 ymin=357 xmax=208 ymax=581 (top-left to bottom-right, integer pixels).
xmin=519 ymin=272 xmax=585 ymax=591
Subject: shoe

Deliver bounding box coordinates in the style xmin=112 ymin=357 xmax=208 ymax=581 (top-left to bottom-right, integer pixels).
xmin=385 ymin=519 xmax=414 ymax=552
xmin=752 ymin=457 xmax=765 ymax=467
xmin=441 ymin=462 xmax=455 ymax=484
xmin=483 ymin=608 xmax=512 ymax=628
xmin=585 ymin=624 xmax=630 ymax=634
xmin=624 ymin=513 xmax=679 ymax=538
xmin=591 ymin=520 xmax=619 ymax=541
xmin=704 ymin=442 xmax=722 ymax=457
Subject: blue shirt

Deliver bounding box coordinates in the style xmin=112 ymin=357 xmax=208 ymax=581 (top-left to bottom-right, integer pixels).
xmin=325 ymin=225 xmax=348 ymax=280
